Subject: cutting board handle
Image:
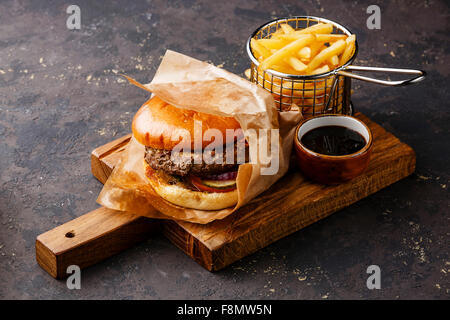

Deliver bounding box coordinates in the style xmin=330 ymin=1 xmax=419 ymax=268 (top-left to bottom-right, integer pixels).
xmin=36 ymin=207 xmax=159 ymax=279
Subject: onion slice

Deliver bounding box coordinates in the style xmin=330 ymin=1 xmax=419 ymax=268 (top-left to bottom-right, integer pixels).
xmin=204 ymin=171 xmax=238 ymax=181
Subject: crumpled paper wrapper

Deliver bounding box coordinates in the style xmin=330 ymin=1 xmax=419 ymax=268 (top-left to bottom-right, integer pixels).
xmin=97 ymin=50 xmax=302 ymax=224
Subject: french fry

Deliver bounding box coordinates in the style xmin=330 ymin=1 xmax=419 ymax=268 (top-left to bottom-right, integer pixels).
xmin=254 ymin=65 xmax=297 ymax=77
xmin=340 ymin=34 xmax=356 ymax=65
xmin=280 ymin=32 xmax=346 ymax=42
xmin=271 ymin=27 xmax=285 ymax=38
xmin=306 ymin=39 xmax=346 ymax=72
xmin=298 ymin=47 xmax=311 ymax=59
xmin=315 ymin=34 xmax=348 ymax=42
xmin=329 ymin=55 xmax=339 ymax=67
xmin=310 ymin=41 xmax=325 ymax=57
xmin=276 ymin=25 xmax=334 ymax=43
xmin=275 ymin=34 xmax=300 ymax=41
xmin=311 ymin=65 xmax=330 ymax=75
xmin=286 ymin=57 xmax=307 ymax=72
xmin=260 ymin=34 xmax=315 ymax=71
xmin=280 ymin=23 xmax=295 ymax=34
xmin=250 ymin=38 xmax=271 ymax=60
xmin=270 ymin=64 xmax=298 ymax=75
xmin=258 ymin=38 xmax=289 ymax=50
xmin=295 ymin=23 xmax=333 ymax=35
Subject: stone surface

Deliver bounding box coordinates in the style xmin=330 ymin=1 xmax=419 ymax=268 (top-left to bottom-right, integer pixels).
xmin=0 ymin=0 xmax=448 ymax=299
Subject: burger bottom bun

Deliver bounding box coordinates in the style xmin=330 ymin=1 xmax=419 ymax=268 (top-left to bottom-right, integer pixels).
xmin=145 ymin=162 xmax=238 ymax=211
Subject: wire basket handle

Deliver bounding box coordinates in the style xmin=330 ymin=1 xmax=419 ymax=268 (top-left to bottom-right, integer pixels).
xmin=337 ymin=65 xmax=426 ymax=86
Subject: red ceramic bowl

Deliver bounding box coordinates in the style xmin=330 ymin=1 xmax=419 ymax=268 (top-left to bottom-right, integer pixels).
xmin=294 ymin=115 xmax=373 ymax=184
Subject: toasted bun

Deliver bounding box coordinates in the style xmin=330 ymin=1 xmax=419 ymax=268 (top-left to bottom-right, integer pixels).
xmin=132 ymin=96 xmax=241 ymax=150
xmin=145 ymin=162 xmax=237 ymax=210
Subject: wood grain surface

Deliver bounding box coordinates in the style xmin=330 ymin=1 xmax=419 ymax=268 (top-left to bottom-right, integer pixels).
xmin=36 ymin=207 xmax=159 ymax=279
xmin=36 ymin=113 xmax=415 ymax=277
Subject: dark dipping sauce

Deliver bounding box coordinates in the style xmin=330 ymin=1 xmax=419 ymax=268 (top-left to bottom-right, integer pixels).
xmin=300 ymin=125 xmax=366 ymax=156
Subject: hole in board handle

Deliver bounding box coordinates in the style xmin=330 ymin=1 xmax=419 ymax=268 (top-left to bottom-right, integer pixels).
xmin=65 ymin=231 xmax=75 ymax=238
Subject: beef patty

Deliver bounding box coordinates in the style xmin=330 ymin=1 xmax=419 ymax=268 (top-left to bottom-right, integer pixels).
xmin=144 ymin=142 xmax=248 ymax=177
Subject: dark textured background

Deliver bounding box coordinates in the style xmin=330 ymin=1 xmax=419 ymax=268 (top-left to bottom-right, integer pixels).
xmin=0 ymin=0 xmax=448 ymax=299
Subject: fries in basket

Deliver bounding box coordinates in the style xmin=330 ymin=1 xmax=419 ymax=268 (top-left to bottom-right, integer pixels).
xmin=248 ymin=22 xmax=356 ymax=113
xmin=251 ymin=23 xmax=355 ymax=75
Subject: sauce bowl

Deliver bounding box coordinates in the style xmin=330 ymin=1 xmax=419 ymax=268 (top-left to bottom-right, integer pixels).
xmin=294 ymin=115 xmax=373 ymax=184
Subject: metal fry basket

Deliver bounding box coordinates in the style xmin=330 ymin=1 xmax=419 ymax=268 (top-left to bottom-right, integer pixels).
xmin=246 ymin=16 xmax=426 ymax=116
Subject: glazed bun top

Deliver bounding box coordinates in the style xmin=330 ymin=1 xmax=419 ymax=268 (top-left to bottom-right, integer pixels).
xmin=132 ymin=96 xmax=242 ymax=150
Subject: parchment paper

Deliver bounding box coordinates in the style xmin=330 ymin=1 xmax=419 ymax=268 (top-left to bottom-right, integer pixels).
xmin=97 ymin=50 xmax=302 ymax=224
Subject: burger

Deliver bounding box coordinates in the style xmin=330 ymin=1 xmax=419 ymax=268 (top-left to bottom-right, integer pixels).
xmin=132 ymin=96 xmax=247 ymax=210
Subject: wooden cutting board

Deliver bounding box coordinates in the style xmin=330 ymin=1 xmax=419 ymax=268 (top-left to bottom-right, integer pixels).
xmin=36 ymin=113 xmax=415 ymax=278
